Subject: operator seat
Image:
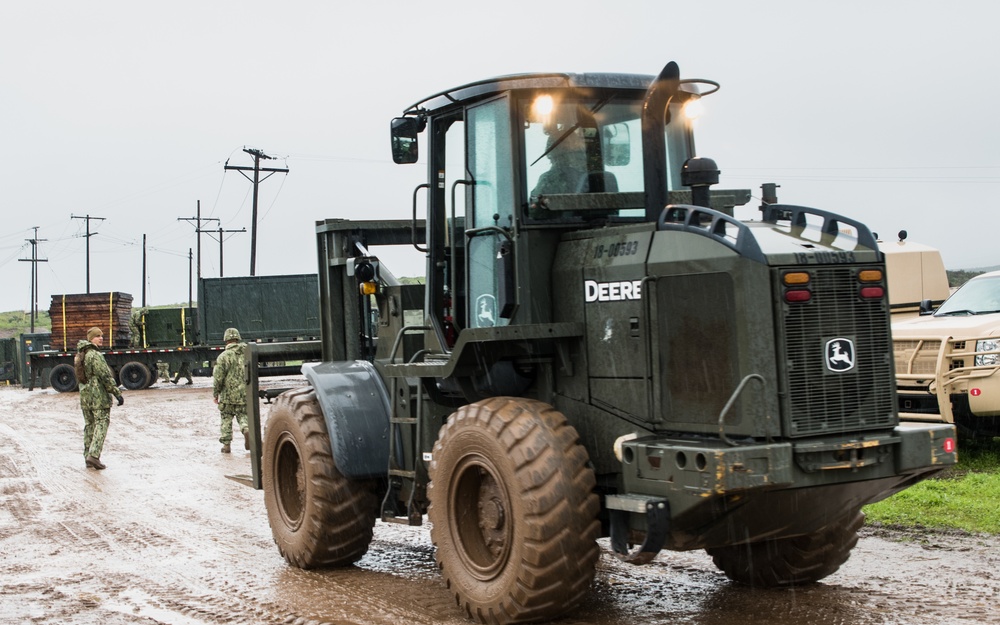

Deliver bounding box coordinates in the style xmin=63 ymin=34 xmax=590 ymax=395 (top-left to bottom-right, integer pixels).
xmin=578 ymin=171 xmax=619 ymax=193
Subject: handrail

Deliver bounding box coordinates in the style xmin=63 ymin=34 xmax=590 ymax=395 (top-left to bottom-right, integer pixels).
xmin=411 ymin=183 xmax=429 ymax=253
xmin=718 ymin=374 xmax=767 ymax=446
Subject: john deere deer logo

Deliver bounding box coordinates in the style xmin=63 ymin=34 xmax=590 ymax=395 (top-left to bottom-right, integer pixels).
xmin=825 ymin=338 xmax=856 ymax=373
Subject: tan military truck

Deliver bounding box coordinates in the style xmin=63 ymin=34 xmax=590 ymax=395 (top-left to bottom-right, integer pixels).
xmin=881 ymin=231 xmax=950 ymax=320
xmin=893 ymin=268 xmax=1000 ymax=436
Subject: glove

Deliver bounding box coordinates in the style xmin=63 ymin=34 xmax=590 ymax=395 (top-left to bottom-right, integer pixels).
xmin=117 ymin=395 xmax=125 ymax=406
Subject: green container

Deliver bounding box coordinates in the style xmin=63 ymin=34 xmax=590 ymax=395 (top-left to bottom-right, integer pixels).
xmin=137 ymin=307 xmax=196 ymax=347
xmin=19 ymin=332 xmax=51 ymax=387
xmin=0 ymin=337 xmax=17 ymax=382
xmin=198 ymin=274 xmax=320 ymax=345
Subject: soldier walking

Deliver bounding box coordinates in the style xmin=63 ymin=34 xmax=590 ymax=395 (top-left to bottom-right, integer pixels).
xmin=76 ymin=327 xmax=124 ymax=470
xmin=212 ymin=327 xmax=247 ymax=453
xmin=172 ymin=361 xmax=193 ymax=385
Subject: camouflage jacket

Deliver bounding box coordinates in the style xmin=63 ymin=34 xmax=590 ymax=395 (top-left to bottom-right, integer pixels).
xmin=77 ymin=339 xmax=122 ymax=410
xmin=212 ymin=342 xmax=246 ymax=406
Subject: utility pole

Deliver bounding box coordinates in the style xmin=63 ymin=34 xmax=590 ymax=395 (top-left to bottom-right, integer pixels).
xmin=211 ymin=226 xmax=246 ymax=277
xmin=71 ymin=214 xmax=105 ymax=293
xmin=224 ymin=148 xmax=288 ymax=276
xmin=178 ymin=200 xmax=219 ymax=281
xmin=142 ymin=234 xmax=147 ymax=307
xmin=188 ymin=248 xmax=194 ymax=309
xmin=18 ymin=227 xmax=48 ymax=334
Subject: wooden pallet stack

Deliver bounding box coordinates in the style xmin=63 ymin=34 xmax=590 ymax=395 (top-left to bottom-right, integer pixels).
xmin=48 ymin=292 xmax=134 ymax=351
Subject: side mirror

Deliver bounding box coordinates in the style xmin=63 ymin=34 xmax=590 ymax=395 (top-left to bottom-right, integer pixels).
xmin=919 ymin=298 xmax=935 ymax=315
xmin=602 ymin=123 xmax=631 ymax=166
xmin=390 ymin=117 xmax=421 ymax=164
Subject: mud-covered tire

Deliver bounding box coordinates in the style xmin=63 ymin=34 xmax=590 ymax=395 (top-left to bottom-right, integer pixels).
xmin=49 ymin=363 xmax=78 ymax=393
xmin=262 ymin=386 xmax=377 ymax=568
xmin=428 ymin=397 xmax=600 ymax=624
xmin=707 ymin=510 xmax=865 ymax=586
xmin=119 ymin=362 xmax=151 ymax=391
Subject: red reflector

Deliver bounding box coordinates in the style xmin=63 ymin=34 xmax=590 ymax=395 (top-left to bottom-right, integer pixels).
xmin=785 ymin=289 xmax=811 ymax=303
xmin=943 ymin=438 xmax=956 ymax=454
xmin=860 ymin=286 xmax=884 ymax=299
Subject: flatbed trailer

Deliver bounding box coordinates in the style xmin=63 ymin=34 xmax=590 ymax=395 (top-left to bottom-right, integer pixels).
xmin=30 ymin=340 xmax=321 ymax=392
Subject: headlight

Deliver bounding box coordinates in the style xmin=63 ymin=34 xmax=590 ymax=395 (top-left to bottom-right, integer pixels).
xmin=975 ymin=339 xmax=1000 ymax=366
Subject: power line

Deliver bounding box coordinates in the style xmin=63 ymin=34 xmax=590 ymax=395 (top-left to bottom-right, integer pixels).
xmin=224 ymin=147 xmax=288 ymax=276
xmin=18 ymin=227 xmax=47 ymax=332
xmin=70 ymin=214 xmax=105 ymax=293
xmin=178 ymin=200 xmax=219 ymax=281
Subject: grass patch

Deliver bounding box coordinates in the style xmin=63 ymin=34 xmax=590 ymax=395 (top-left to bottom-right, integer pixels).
xmin=864 ymin=436 xmax=1000 ymax=534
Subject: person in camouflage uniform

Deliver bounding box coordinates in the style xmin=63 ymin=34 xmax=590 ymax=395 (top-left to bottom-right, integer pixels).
xmin=212 ymin=327 xmax=247 ymax=453
xmin=77 ymin=327 xmax=124 ymax=470
xmin=172 ymin=361 xmax=193 ymax=385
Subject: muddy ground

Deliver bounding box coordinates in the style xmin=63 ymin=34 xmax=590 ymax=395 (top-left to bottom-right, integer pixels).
xmin=0 ymin=379 xmax=997 ymax=625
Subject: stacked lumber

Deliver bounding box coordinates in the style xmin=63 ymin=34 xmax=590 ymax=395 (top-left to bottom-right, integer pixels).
xmin=49 ymin=292 xmax=133 ymax=351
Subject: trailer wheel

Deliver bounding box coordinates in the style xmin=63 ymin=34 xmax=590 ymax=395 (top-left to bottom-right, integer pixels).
xmin=262 ymin=386 xmax=376 ymax=568
xmin=119 ymin=362 xmax=151 ymax=391
xmin=707 ymin=510 xmax=865 ymax=587
xmin=428 ymin=397 xmax=600 ymax=624
xmin=49 ymin=364 xmax=78 ymax=393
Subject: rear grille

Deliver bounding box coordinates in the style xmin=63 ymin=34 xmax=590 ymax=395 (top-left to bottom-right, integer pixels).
xmin=780 ymin=267 xmax=896 ymax=437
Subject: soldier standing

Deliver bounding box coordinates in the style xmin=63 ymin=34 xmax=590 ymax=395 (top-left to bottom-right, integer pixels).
xmin=212 ymin=327 xmax=247 ymax=453
xmin=76 ymin=327 xmax=124 ymax=470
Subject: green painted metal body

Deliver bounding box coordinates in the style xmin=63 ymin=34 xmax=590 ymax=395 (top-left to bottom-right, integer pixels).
xmin=285 ymin=65 xmax=957 ymax=552
xmin=198 ymin=274 xmax=320 ymax=344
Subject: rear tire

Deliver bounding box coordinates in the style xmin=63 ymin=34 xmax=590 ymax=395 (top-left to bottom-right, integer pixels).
xmin=119 ymin=361 xmax=151 ymax=390
xmin=707 ymin=510 xmax=865 ymax=586
xmin=49 ymin=363 xmax=78 ymax=393
xmin=428 ymin=397 xmax=600 ymax=624
xmin=262 ymin=386 xmax=376 ymax=568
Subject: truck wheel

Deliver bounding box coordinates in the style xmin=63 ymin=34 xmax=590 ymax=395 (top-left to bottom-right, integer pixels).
xmin=119 ymin=362 xmax=151 ymax=390
xmin=49 ymin=364 xmax=78 ymax=392
xmin=707 ymin=510 xmax=865 ymax=586
xmin=428 ymin=397 xmax=600 ymax=624
xmin=262 ymin=386 xmax=376 ymax=568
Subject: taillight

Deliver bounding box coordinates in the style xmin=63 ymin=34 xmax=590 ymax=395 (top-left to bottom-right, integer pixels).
xmin=860 ymin=286 xmax=885 ymax=299
xmin=858 ymin=268 xmax=885 ymax=300
xmin=783 ymin=271 xmax=811 ymax=303
xmin=785 ymin=289 xmax=812 ymax=303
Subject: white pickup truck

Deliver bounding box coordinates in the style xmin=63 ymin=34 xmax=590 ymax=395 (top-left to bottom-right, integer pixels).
xmin=892 ymin=269 xmax=1000 ymax=436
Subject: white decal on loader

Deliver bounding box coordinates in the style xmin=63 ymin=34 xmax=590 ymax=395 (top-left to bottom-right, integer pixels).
xmin=585 ymin=279 xmax=643 ymax=302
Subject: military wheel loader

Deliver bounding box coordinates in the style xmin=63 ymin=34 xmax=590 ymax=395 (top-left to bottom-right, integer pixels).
xmin=247 ymin=61 xmax=957 ymax=624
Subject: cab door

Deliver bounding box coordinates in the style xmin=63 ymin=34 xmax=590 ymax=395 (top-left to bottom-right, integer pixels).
xmin=465 ymin=95 xmax=516 ymax=328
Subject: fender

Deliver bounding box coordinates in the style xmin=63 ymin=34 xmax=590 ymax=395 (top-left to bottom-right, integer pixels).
xmin=302 ymin=360 xmax=391 ymax=478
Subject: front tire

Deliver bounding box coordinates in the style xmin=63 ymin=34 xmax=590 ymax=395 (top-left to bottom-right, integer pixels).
xmin=707 ymin=510 xmax=865 ymax=586
xmin=428 ymin=397 xmax=600 ymax=624
xmin=262 ymin=386 xmax=377 ymax=568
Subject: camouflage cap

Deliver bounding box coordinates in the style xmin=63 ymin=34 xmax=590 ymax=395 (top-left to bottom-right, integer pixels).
xmin=223 ymin=327 xmax=241 ymax=342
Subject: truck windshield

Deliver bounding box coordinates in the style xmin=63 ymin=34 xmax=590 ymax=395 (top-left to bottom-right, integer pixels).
xmin=521 ymin=93 xmax=691 ymax=221
xmin=935 ymin=275 xmax=1000 ymax=316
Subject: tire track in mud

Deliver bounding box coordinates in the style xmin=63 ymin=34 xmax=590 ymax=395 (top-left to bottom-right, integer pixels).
xmin=2 ymin=385 xmax=999 ymax=625
xmin=0 ymin=386 xmax=464 ymax=625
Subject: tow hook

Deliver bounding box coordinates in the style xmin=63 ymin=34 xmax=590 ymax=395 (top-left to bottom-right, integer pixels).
xmin=607 ymin=496 xmax=671 ymax=565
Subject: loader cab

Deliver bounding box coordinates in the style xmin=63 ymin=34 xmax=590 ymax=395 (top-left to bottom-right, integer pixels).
xmin=391 ymin=64 xmax=714 ymax=352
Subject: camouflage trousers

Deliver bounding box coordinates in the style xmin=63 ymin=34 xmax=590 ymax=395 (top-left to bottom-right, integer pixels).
xmin=219 ymin=403 xmax=248 ymax=445
xmin=82 ymin=407 xmax=110 ymax=459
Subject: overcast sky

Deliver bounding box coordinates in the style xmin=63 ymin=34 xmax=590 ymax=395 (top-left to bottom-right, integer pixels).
xmin=2 ymin=1 xmax=997 ymax=314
